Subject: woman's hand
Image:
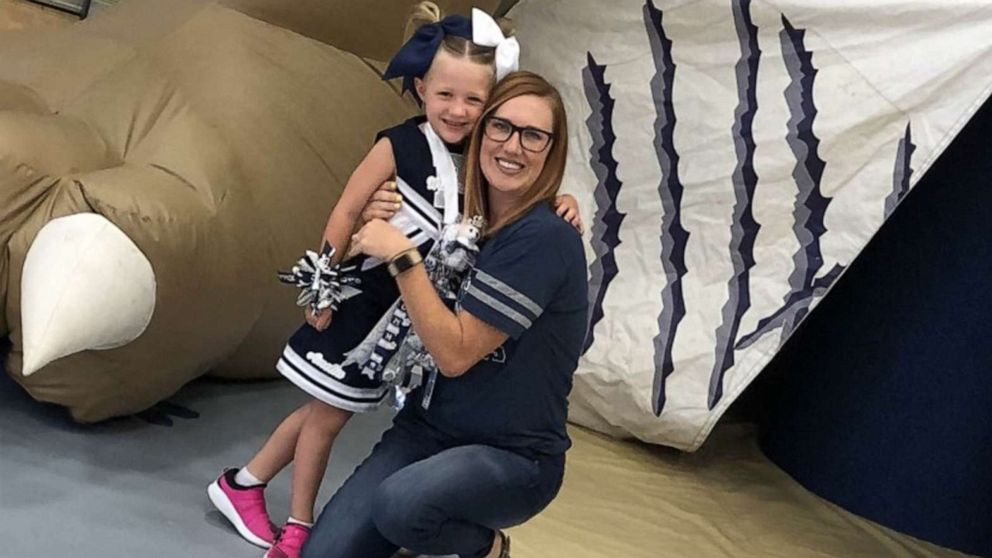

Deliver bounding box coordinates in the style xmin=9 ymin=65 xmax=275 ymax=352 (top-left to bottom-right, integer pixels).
xmin=554 ymin=193 xmax=584 ymax=234
xmin=305 ymin=307 xmax=333 ymax=331
xmin=350 ymin=219 xmax=415 ymax=261
xmin=361 ymin=180 xmax=403 ymax=224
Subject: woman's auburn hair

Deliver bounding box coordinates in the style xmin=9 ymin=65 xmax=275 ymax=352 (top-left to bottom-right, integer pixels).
xmin=462 ymin=71 xmax=569 ymax=237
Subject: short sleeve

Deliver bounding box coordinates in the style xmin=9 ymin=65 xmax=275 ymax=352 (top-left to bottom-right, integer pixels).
xmin=459 ymin=222 xmax=564 ymax=339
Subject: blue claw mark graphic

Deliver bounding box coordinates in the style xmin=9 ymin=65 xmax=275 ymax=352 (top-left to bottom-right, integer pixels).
xmin=736 ymin=15 xmax=844 ymax=352
xmin=884 ymin=123 xmax=915 ymax=218
xmin=644 ymin=0 xmax=689 ymax=416
xmin=709 ymin=0 xmax=762 ymax=409
xmin=581 ymin=52 xmax=627 ymax=355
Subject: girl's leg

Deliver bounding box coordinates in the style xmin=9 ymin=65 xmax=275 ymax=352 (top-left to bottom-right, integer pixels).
xmin=301 ymin=423 xmax=440 ymax=558
xmin=209 ymin=403 xmax=316 ymax=548
xmin=370 ymin=445 xmax=565 ymax=558
xmin=243 ymin=403 xmax=312 ymax=482
xmin=289 ymin=400 xmax=353 ymax=523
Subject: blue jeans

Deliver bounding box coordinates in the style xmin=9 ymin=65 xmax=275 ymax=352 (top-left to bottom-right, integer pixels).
xmin=301 ymin=421 xmax=565 ymax=558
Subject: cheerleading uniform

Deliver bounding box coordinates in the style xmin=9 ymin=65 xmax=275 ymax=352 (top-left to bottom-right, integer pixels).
xmin=277 ymin=116 xmax=459 ymax=412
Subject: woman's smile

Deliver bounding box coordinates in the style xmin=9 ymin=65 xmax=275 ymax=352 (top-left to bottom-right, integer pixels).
xmin=494 ymin=156 xmax=525 ymax=173
xmin=480 ymin=94 xmax=553 ymax=201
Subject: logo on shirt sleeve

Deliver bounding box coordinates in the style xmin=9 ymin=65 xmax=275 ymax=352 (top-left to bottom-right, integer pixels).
xmin=483 ymin=346 xmax=507 ymax=364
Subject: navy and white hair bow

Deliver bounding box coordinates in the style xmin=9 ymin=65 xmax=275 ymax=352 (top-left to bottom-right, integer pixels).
xmin=383 ymin=14 xmax=472 ymax=100
xmin=472 ymin=8 xmax=519 ymax=80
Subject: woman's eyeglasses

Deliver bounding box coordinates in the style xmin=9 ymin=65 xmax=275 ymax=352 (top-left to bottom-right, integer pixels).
xmin=483 ymin=116 xmax=554 ymax=153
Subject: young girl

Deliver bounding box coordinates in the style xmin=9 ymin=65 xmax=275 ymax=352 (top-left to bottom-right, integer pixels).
xmin=207 ymin=4 xmax=581 ymax=558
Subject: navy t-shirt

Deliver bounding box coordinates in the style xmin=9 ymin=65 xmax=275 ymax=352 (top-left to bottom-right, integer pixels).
xmin=397 ymin=203 xmax=588 ymax=458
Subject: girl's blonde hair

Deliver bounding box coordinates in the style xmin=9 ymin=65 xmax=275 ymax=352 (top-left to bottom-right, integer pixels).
xmin=463 ymin=71 xmax=569 ymax=237
xmin=405 ymin=2 xmax=515 ymax=78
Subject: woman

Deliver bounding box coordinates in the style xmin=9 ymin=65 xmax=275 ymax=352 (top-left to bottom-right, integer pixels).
xmin=301 ymin=71 xmax=587 ymax=558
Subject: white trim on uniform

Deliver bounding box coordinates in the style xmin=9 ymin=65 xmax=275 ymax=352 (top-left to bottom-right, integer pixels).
xmin=278 ymin=359 xmax=385 ymax=413
xmin=407 ymin=230 xmax=432 ymax=248
xmin=395 ymin=177 xmax=441 ymax=235
xmin=280 ymin=346 xmax=389 ymax=401
xmin=361 ymin=178 xmax=441 ymax=272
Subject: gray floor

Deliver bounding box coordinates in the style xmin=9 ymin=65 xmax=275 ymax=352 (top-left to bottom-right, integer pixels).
xmin=0 ymin=367 xmax=424 ymax=557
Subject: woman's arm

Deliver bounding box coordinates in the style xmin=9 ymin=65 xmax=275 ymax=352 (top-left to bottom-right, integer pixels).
xmin=394 ymin=264 xmax=508 ymax=377
xmin=350 ymin=219 xmax=508 ymax=377
xmin=360 ymin=180 xmax=403 ymax=223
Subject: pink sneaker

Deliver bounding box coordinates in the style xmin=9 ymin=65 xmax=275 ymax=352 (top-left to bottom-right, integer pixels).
xmin=264 ymin=523 xmax=311 ymax=558
xmin=207 ymin=468 xmax=278 ymax=548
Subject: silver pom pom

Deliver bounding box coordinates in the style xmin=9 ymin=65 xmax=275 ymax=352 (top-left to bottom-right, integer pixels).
xmin=278 ymin=245 xmax=361 ymax=313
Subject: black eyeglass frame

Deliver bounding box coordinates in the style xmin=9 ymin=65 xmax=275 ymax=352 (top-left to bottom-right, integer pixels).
xmin=482 ymin=116 xmax=555 ymax=153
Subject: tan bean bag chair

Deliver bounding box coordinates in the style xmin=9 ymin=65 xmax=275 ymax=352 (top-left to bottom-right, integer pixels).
xmin=0 ymin=0 xmax=495 ymax=421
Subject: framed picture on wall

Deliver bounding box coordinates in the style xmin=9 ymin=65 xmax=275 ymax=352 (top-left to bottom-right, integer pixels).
xmin=28 ymin=0 xmax=92 ymax=18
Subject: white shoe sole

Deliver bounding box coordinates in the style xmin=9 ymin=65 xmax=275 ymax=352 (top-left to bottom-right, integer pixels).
xmin=207 ymin=479 xmax=272 ymax=549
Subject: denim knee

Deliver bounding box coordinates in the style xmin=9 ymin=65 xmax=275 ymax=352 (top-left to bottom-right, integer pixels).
xmin=371 ymin=474 xmax=433 ymax=549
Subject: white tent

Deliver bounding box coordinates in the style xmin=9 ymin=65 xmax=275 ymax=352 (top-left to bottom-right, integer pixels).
xmin=510 ymin=0 xmax=992 ymax=450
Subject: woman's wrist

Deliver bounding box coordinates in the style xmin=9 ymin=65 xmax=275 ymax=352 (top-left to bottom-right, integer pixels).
xmin=387 ymin=247 xmax=422 ymax=277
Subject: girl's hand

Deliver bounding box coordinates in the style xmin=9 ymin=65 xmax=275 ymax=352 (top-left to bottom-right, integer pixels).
xmin=306 ymin=307 xmax=333 ymax=332
xmin=361 ymin=180 xmax=403 ymax=223
xmin=350 ymin=219 xmax=415 ymax=261
xmin=555 ymin=193 xmax=584 ymax=234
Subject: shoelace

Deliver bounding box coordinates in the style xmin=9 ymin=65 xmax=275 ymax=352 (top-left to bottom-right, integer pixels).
xmin=277 ymin=525 xmax=310 ymax=549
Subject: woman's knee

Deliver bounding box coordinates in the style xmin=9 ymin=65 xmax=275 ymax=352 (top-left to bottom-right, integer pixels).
xmin=370 ymin=473 xmax=434 ymax=548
